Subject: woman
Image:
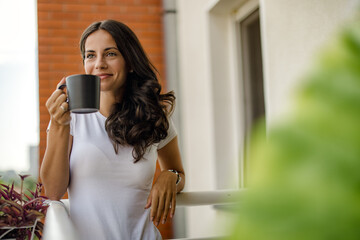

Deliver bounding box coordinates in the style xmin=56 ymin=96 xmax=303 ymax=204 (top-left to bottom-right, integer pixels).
xmin=40 ymin=19 xmax=185 ymax=240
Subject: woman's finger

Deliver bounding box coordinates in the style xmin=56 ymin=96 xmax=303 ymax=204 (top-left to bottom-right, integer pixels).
xmin=54 ymin=94 xmax=67 ymax=109
xmin=49 ymin=93 xmax=67 ymax=116
xmin=46 ymin=77 xmax=66 ymax=108
xmin=46 ymin=89 xmax=65 ymax=110
xmin=52 ymin=103 xmax=67 ymax=121
xmin=59 ymin=102 xmax=69 ymax=114
xmin=150 ymin=194 xmax=159 ymax=222
xmin=170 ymin=192 xmax=176 ymax=218
xmin=52 ymin=99 xmax=70 ymax=125
xmin=155 ymin=195 xmax=165 ymax=226
xmin=162 ymin=192 xmax=172 ymax=224
xmin=56 ymin=77 xmax=66 ymax=89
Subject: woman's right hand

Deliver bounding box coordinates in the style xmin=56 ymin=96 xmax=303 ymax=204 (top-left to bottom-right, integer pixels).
xmin=45 ymin=77 xmax=71 ymax=126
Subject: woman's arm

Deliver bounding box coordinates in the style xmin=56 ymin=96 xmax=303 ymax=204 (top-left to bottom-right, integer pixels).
xmin=145 ymin=136 xmax=185 ymax=226
xmin=157 ymin=136 xmax=185 ymax=193
xmin=40 ymin=127 xmax=72 ymax=200
xmin=40 ymin=78 xmax=72 ymax=200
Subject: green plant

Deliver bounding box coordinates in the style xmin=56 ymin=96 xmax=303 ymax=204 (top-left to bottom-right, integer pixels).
xmin=0 ymin=175 xmax=48 ymax=239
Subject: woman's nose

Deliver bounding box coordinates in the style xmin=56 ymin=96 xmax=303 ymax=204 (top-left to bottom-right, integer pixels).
xmin=95 ymin=56 xmax=107 ymax=69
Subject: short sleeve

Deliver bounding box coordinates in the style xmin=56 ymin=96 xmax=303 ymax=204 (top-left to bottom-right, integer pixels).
xmin=157 ymin=118 xmax=177 ymax=150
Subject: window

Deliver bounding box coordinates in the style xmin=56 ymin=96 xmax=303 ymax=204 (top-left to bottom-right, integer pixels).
xmin=239 ymin=8 xmax=265 ymax=185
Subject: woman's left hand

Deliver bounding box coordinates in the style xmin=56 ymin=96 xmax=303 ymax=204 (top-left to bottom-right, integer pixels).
xmin=145 ymin=170 xmax=177 ymax=226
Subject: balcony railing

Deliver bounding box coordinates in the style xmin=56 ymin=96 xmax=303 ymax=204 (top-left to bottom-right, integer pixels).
xmin=42 ymin=189 xmax=244 ymax=240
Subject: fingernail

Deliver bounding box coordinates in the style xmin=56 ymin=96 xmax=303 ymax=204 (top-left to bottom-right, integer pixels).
xmin=150 ymin=216 xmax=154 ymax=221
xmin=156 ymin=221 xmax=159 ymax=226
xmin=162 ymin=219 xmax=166 ymax=224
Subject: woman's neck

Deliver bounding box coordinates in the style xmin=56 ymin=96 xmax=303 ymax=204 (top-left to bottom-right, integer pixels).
xmin=100 ymin=92 xmax=116 ymax=117
xmin=99 ymin=90 xmax=124 ymax=117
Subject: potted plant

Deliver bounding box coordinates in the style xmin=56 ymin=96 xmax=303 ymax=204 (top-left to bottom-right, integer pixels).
xmin=0 ymin=175 xmax=49 ymax=240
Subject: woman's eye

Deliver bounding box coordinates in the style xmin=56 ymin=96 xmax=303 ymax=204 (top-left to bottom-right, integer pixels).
xmin=106 ymin=52 xmax=117 ymax=57
xmin=86 ymin=54 xmax=95 ymax=59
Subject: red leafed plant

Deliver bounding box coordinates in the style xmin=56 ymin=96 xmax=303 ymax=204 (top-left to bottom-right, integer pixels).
xmin=0 ymin=174 xmax=49 ymax=239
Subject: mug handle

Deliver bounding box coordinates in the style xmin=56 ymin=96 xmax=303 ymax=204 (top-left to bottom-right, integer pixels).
xmin=58 ymin=84 xmax=67 ymax=90
xmin=58 ymin=84 xmax=69 ymax=103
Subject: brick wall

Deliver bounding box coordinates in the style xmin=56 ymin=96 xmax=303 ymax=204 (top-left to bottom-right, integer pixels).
xmin=37 ymin=0 xmax=172 ymax=238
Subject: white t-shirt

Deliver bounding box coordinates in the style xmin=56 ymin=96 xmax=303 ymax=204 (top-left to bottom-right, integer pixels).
xmin=67 ymin=111 xmax=177 ymax=240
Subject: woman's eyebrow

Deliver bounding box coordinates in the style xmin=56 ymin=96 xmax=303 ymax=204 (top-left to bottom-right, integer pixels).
xmin=104 ymin=47 xmax=119 ymax=51
xmin=85 ymin=47 xmax=118 ymax=52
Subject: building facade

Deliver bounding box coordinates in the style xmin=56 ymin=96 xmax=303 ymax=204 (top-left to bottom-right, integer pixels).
xmin=176 ymin=0 xmax=358 ymax=238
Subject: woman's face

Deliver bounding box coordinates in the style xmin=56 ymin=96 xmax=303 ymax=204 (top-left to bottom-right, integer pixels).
xmin=84 ymin=29 xmax=128 ymax=95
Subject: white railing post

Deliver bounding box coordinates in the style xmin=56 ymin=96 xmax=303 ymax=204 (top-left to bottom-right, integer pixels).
xmin=42 ymin=200 xmax=79 ymax=240
xmin=176 ymin=189 xmax=244 ymax=207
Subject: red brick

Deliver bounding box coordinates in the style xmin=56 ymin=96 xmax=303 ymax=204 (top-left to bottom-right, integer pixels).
xmin=78 ymin=0 xmax=107 ymax=4
xmin=148 ymin=5 xmax=162 ymax=14
xmin=140 ymin=38 xmax=162 ymax=47
xmin=50 ymin=12 xmax=80 ymax=21
xmin=38 ymin=46 xmax=52 ymax=54
xmin=51 ymin=63 xmax=78 ymax=71
xmin=38 ymin=37 xmax=65 ymax=46
xmin=50 ymin=29 xmax=82 ymax=38
xmin=39 ymin=71 xmax=57 ymax=80
xmin=65 ymin=54 xmax=83 ymax=63
xmin=122 ymin=5 xmax=150 ymax=14
xmin=96 ymin=5 xmax=123 ymax=13
xmin=139 ymin=0 xmax=161 ymax=4
xmin=127 ymin=22 xmax=151 ymax=31
xmin=38 ymin=28 xmax=51 ymax=37
xmin=64 ymin=4 xmax=96 ymax=12
xmin=39 ymin=87 xmax=53 ymax=96
xmin=137 ymin=31 xmax=162 ymax=39
xmin=38 ymin=0 xmax=80 ymax=4
xmin=37 ymin=11 xmax=50 ymax=21
xmin=79 ymin=12 xmax=111 ymax=21
xmin=107 ymin=0 xmax=137 ymax=4
xmin=63 ymin=20 xmax=91 ymax=30
xmin=38 ymin=3 xmax=64 ymax=12
xmin=39 ymin=63 xmax=51 ymax=71
xmin=42 ymin=56 xmax=66 ymax=64
xmin=38 ymin=20 xmax=64 ymax=29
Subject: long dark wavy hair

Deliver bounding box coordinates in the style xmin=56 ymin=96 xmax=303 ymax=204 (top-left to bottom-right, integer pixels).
xmin=80 ymin=20 xmax=175 ymax=162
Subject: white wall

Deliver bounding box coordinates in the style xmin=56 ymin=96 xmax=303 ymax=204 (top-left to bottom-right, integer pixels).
xmin=177 ymin=0 xmax=219 ymax=238
xmin=260 ymin=0 xmax=359 ymax=125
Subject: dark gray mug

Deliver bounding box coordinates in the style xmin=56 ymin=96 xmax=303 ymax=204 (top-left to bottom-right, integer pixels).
xmin=58 ymin=74 xmax=100 ymax=114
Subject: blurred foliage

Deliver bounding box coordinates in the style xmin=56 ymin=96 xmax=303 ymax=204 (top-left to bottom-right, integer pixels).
xmin=229 ymin=15 xmax=360 ymax=240
xmin=0 ymin=174 xmax=37 ymax=194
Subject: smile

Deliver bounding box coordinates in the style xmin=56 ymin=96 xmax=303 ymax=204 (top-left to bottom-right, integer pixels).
xmin=96 ymin=74 xmax=113 ymax=80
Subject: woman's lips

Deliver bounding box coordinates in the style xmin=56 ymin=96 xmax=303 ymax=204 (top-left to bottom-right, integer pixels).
xmin=97 ymin=74 xmax=112 ymax=80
